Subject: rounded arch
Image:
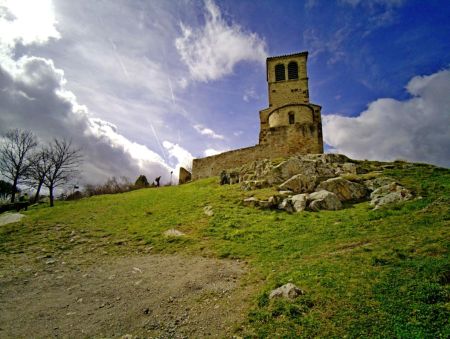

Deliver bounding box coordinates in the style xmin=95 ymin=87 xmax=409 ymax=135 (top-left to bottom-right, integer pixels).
xmin=275 ymin=63 xmax=285 ymax=81
xmin=288 ymin=61 xmax=298 ymax=80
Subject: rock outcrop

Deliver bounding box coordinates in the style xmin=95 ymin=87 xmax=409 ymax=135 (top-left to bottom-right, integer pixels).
xmin=316 ymin=177 xmax=368 ymax=201
xmin=308 ymin=190 xmax=343 ymax=211
xmin=222 ymin=154 xmax=414 ymax=213
xmin=370 ymin=183 xmax=413 ymax=209
xmin=278 ymin=174 xmax=318 ymax=194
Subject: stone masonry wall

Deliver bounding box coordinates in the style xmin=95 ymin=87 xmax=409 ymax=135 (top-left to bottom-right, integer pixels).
xmin=192 ymin=145 xmax=269 ymax=180
xmin=192 ymin=124 xmax=323 ymax=180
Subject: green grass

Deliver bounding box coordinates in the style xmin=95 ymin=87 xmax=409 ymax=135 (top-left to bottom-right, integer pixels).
xmin=1 ymin=162 xmax=449 ymax=337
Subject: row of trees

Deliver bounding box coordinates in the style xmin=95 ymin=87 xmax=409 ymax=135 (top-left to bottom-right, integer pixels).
xmin=0 ymin=129 xmax=82 ymax=207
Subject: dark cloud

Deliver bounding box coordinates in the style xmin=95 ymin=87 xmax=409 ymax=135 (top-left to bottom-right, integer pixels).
xmin=0 ymin=56 xmax=173 ymax=184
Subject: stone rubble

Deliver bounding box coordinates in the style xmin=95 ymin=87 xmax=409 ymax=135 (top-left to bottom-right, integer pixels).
xmin=226 ymin=154 xmax=414 ymax=213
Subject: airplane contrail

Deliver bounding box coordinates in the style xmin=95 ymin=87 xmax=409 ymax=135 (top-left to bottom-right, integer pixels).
xmin=150 ymin=123 xmax=168 ymax=162
xmin=108 ymin=37 xmax=130 ymax=80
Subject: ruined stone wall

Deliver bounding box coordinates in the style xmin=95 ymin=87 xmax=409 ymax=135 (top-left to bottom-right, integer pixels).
xmin=192 ymin=145 xmax=269 ymax=180
xmin=178 ymin=167 xmax=192 ymax=184
xmin=192 ymin=125 xmax=323 ymax=180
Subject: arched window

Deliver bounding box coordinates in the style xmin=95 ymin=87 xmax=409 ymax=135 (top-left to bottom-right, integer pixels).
xmin=288 ymin=112 xmax=295 ymax=124
xmin=288 ymin=61 xmax=298 ymax=80
xmin=275 ymin=64 xmax=285 ymax=81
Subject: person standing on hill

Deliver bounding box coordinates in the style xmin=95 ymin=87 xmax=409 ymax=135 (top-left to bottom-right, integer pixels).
xmin=155 ymin=176 xmax=161 ymax=187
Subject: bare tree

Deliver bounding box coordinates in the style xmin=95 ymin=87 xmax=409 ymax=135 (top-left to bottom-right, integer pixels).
xmin=44 ymin=139 xmax=82 ymax=207
xmin=26 ymin=148 xmax=52 ymax=203
xmin=0 ymin=129 xmax=38 ymax=202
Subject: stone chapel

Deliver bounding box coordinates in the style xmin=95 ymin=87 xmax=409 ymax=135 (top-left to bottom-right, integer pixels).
xmin=188 ymin=51 xmax=323 ymax=182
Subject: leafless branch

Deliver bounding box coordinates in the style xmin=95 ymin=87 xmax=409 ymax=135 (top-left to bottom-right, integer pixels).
xmin=0 ymin=129 xmax=38 ymax=202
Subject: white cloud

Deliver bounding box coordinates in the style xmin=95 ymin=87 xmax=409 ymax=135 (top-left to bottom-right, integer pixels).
xmin=323 ymin=69 xmax=450 ymax=168
xmin=89 ymin=118 xmax=169 ymax=171
xmin=0 ymin=0 xmax=176 ymax=184
xmin=193 ymin=124 xmax=224 ymax=140
xmin=0 ymin=0 xmax=60 ymax=49
xmin=0 ymin=53 xmax=174 ymax=183
xmin=175 ymin=0 xmax=267 ymax=82
xmin=243 ymin=87 xmax=259 ymax=102
xmin=163 ymin=141 xmax=194 ymax=175
xmin=204 ymin=148 xmax=225 ymax=157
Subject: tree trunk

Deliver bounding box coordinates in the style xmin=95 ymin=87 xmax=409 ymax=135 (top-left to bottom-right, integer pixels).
xmin=49 ymin=185 xmax=54 ymax=207
xmin=10 ymin=177 xmax=18 ymax=203
xmin=34 ymin=180 xmax=43 ymax=203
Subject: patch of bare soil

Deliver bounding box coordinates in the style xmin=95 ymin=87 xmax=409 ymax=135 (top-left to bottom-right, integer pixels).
xmin=0 ymin=253 xmax=254 ymax=338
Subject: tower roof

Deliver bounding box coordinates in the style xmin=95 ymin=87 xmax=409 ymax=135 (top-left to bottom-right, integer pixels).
xmin=266 ymin=51 xmax=308 ymax=62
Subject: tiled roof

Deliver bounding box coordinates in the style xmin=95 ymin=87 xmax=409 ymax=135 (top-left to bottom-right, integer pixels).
xmin=267 ymin=51 xmax=308 ymax=61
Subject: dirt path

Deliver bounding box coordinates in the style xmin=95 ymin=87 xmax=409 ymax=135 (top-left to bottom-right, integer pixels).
xmin=0 ymin=253 xmax=254 ymax=338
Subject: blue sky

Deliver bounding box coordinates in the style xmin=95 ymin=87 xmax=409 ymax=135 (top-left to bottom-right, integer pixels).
xmin=0 ymin=0 xmax=449 ymax=185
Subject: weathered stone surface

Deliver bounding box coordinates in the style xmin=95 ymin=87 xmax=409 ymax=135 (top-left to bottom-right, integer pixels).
xmin=164 ymin=229 xmax=185 ymax=237
xmin=291 ymin=194 xmax=309 ymax=212
xmin=364 ymin=176 xmax=396 ymax=191
xmin=258 ymin=200 xmax=271 ymax=209
xmin=241 ymin=180 xmax=269 ymax=191
xmin=303 ymin=153 xmax=350 ymax=164
xmin=178 ymin=167 xmax=191 ymax=185
xmin=268 ymin=195 xmax=283 ymax=208
xmin=370 ymin=182 xmax=401 ymax=199
xmin=317 ymin=177 xmax=368 ymax=201
xmin=278 ymin=190 xmax=293 ymax=196
xmin=278 ymin=198 xmax=295 ymax=213
xmin=269 ymin=283 xmax=304 ymax=300
xmin=308 ymin=190 xmax=342 ymax=211
xmin=220 ymin=170 xmax=230 ymax=185
xmin=279 ymin=174 xmax=318 ymax=193
xmin=243 ymin=196 xmax=278 ymax=209
xmin=243 ymin=197 xmax=260 ymax=207
xmin=270 ymin=158 xmax=317 ymax=183
xmin=203 ymin=205 xmax=214 ymax=216
xmin=370 ymin=183 xmax=412 ymax=209
xmin=229 ymin=171 xmax=240 ymax=184
xmin=343 ymin=162 xmax=357 ymax=174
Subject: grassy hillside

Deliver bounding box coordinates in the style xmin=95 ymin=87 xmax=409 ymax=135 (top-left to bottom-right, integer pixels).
xmin=1 ymin=162 xmax=449 ymax=337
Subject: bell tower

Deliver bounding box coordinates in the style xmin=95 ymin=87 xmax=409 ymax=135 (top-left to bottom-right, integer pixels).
xmin=258 ymin=51 xmax=323 ymax=154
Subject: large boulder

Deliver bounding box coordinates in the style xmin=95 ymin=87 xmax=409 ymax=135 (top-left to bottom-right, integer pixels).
xmin=364 ymin=176 xmax=396 ymax=191
xmin=291 ymin=194 xmax=309 ymax=212
xmin=278 ymin=174 xmax=318 ymax=194
xmin=269 ymin=158 xmax=317 ymax=183
xmin=269 ymin=283 xmax=304 ymax=300
xmin=235 ymin=154 xmax=363 ymax=187
xmin=370 ymin=183 xmax=413 ymax=209
xmin=303 ymin=153 xmax=350 ymax=164
xmin=278 ymin=194 xmax=309 ymax=213
xmin=278 ymin=198 xmax=295 ymax=213
xmin=243 ymin=197 xmax=260 ymax=207
xmin=308 ymin=190 xmax=342 ymax=211
xmin=316 ymin=177 xmax=368 ymax=201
